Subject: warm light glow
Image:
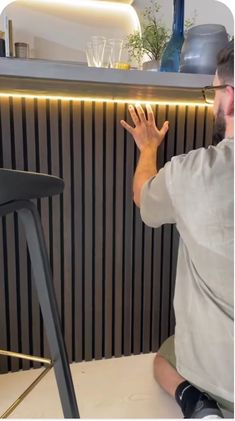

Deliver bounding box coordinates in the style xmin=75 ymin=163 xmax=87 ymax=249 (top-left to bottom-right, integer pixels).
xmin=0 ymin=93 xmax=212 ymax=107
xmin=0 ymin=0 xmax=141 ymax=32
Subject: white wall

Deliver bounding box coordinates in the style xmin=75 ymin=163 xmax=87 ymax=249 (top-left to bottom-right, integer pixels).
xmin=0 ymin=0 xmax=233 ymax=63
xmin=134 ymin=0 xmax=234 ymax=37
xmin=0 ymin=1 xmax=140 ymax=62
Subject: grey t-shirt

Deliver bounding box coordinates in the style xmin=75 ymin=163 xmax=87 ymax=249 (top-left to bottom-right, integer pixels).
xmin=140 ymin=138 xmax=234 ymax=402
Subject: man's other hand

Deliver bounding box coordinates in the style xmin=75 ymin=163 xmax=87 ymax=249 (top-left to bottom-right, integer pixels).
xmin=120 ymin=104 xmax=169 ymax=151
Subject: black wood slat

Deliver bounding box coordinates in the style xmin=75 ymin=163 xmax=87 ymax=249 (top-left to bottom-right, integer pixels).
xmin=113 ymin=103 xmax=125 ymax=357
xmin=13 ymin=97 xmax=30 ymax=370
xmin=49 ymin=101 xmax=62 ymax=318
xmin=142 ymin=225 xmax=153 ymax=353
xmin=123 ymin=104 xmax=135 ymax=356
xmin=0 ymin=219 xmax=8 ymax=372
xmin=73 ymin=101 xmax=83 ymax=362
xmin=94 ymin=102 xmax=104 ymax=360
xmin=83 ymin=101 xmax=93 ymax=361
xmin=104 ymin=102 xmax=114 ymax=358
xmin=37 ymin=99 xmax=50 ymax=359
xmin=61 ymin=101 xmax=73 ymax=362
xmin=195 ymin=106 xmax=206 ymax=149
xmin=26 ymin=98 xmax=41 ymax=367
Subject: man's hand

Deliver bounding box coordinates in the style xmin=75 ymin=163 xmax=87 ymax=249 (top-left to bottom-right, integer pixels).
xmin=120 ymin=104 xmax=169 ymax=151
xmin=120 ymin=104 xmax=169 ymax=207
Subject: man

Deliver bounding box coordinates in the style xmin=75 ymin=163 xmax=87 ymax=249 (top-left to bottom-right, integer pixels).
xmin=120 ymin=40 xmax=234 ymax=418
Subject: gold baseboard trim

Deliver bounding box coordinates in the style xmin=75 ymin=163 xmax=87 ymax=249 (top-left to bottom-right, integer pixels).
xmin=0 ymin=349 xmax=53 ymax=419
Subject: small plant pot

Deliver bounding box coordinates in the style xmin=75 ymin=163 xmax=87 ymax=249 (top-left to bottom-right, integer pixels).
xmin=142 ymin=59 xmax=161 ymax=71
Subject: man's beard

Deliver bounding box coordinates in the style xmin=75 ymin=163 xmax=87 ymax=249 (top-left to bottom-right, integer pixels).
xmin=212 ymin=105 xmax=226 ymax=145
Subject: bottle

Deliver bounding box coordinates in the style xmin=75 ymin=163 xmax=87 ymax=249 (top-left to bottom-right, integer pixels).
xmin=15 ymin=42 xmax=29 ymax=59
xmin=0 ymin=31 xmax=6 ymax=57
xmin=160 ymin=0 xmax=184 ymax=72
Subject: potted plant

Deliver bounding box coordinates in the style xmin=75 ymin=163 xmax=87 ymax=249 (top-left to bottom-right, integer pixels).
xmin=125 ymin=1 xmax=170 ymax=70
xmin=125 ymin=1 xmax=195 ymax=71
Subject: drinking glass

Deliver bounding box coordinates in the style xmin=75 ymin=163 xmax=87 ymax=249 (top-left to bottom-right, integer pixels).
xmin=90 ymin=36 xmax=106 ymax=67
xmin=101 ymin=43 xmax=113 ymax=68
xmin=108 ymin=39 xmax=123 ymax=68
xmin=86 ymin=42 xmax=95 ymax=67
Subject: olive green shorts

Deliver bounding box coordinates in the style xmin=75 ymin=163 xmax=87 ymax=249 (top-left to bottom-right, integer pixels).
xmin=158 ymin=335 xmax=234 ymax=413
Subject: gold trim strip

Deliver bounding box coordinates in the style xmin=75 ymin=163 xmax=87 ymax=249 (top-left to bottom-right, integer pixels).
xmin=1 ymin=365 xmax=53 ymax=419
xmin=0 ymin=350 xmax=51 ymax=365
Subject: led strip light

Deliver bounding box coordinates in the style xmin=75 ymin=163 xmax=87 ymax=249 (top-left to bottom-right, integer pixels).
xmin=0 ymin=92 xmax=212 ymax=107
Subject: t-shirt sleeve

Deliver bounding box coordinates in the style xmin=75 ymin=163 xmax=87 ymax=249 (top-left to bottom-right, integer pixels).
xmin=140 ymin=161 xmax=176 ymax=228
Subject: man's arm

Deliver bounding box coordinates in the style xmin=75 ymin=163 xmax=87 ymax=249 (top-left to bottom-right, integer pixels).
xmin=133 ymin=145 xmax=158 ymax=207
xmin=120 ymin=104 xmax=169 ymax=207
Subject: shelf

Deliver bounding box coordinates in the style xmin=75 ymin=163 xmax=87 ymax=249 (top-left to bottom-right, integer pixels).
xmin=0 ymin=58 xmax=213 ymax=103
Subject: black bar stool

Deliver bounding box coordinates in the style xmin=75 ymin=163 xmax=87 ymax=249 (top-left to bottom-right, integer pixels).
xmin=0 ymin=169 xmax=79 ymax=418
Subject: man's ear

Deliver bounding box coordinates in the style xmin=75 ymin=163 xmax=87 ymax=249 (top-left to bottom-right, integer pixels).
xmin=225 ymin=85 xmax=234 ymax=117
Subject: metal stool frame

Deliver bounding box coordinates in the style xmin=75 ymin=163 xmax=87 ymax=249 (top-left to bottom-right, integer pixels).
xmin=0 ymin=199 xmax=79 ymax=418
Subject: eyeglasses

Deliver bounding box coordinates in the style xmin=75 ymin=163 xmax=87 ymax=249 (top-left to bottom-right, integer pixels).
xmin=202 ymin=84 xmax=234 ymax=104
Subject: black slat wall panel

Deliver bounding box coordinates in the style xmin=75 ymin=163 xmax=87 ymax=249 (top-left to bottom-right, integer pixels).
xmin=0 ymin=97 xmax=213 ymax=373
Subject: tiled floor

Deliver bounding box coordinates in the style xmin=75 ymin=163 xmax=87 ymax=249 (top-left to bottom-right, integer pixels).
xmin=0 ymin=353 xmax=233 ymax=419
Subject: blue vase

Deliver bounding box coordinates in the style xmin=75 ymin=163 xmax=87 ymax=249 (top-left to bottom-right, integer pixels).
xmin=160 ymin=0 xmax=184 ymax=72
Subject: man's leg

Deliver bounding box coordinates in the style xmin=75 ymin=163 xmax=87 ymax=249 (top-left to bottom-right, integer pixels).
xmin=153 ymin=352 xmax=186 ymax=397
xmin=154 ymin=336 xmax=224 ymax=418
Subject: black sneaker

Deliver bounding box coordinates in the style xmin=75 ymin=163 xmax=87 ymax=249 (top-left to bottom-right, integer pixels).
xmin=188 ymin=393 xmax=224 ymax=419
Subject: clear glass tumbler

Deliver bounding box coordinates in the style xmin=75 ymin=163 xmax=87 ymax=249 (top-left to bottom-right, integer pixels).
xmin=108 ymin=39 xmax=123 ymax=69
xmin=90 ymin=36 xmax=106 ymax=67
xmin=101 ymin=43 xmax=113 ymax=68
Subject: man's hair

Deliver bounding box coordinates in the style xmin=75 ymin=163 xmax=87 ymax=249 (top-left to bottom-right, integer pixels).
xmin=217 ymin=40 xmax=234 ymax=85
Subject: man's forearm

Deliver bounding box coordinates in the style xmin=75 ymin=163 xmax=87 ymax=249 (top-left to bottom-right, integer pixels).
xmin=133 ymin=145 xmax=159 ymax=207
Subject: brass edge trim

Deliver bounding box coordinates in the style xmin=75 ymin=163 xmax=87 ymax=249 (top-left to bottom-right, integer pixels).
xmin=0 ymin=350 xmax=52 ymax=365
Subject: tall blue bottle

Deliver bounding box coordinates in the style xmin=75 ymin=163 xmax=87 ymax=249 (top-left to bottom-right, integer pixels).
xmin=160 ymin=0 xmax=184 ymax=72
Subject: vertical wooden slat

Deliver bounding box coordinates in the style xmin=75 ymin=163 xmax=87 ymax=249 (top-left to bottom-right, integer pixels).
xmin=151 ymin=226 xmax=162 ymax=352
xmin=49 ymin=100 xmax=62 ymax=317
xmin=156 ymin=105 xmax=171 ymax=345
xmin=132 ymin=207 xmax=143 ymax=355
xmin=142 ymin=225 xmax=153 ymax=353
xmin=0 ymin=100 xmax=9 ymax=373
xmin=0 ymin=220 xmax=8 ymax=373
xmin=37 ymin=98 xmax=50 ymax=359
xmin=123 ymin=104 xmax=134 ymax=356
xmin=13 ymin=97 xmax=30 ymax=370
xmin=0 ymin=103 xmax=8 ymax=373
xmin=61 ymin=100 xmax=73 ymax=362
xmin=25 ymin=98 xmax=41 ymax=367
xmin=195 ymin=106 xmax=206 ymax=149
xmin=104 ymin=102 xmax=114 ymax=358
xmin=94 ymin=102 xmax=104 ymax=360
xmin=73 ymin=101 xmax=83 ymax=362
xmin=151 ymin=105 xmax=164 ymax=352
xmin=113 ymin=103 xmax=125 ymax=357
xmin=83 ymin=101 xmax=93 ymax=361
xmin=1 ymin=97 xmax=19 ymax=372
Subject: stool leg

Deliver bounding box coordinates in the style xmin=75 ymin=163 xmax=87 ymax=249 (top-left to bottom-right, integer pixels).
xmin=17 ymin=203 xmax=79 ymax=419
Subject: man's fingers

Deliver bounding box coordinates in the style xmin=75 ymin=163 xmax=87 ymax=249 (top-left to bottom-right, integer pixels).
xmin=160 ymin=121 xmax=169 ymax=137
xmin=120 ymin=119 xmax=134 ymax=135
xmin=135 ymin=104 xmax=146 ymax=123
xmin=128 ymin=105 xmax=140 ymax=126
xmin=146 ymin=104 xmax=155 ymax=123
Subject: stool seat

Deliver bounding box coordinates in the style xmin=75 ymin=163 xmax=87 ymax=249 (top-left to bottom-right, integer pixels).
xmin=0 ymin=169 xmax=64 ymax=205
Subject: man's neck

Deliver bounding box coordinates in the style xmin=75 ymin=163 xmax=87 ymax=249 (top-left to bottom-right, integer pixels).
xmin=225 ymin=118 xmax=234 ymax=139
